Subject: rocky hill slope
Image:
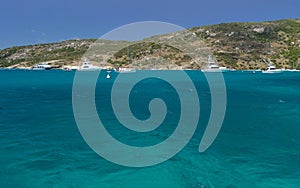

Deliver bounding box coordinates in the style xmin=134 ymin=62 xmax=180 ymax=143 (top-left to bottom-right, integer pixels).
xmin=1 ymin=19 xmax=299 ymax=70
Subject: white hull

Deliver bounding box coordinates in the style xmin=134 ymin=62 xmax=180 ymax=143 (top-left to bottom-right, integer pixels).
xmin=32 ymin=67 xmax=45 ymax=70
xmin=201 ymin=69 xmax=222 ymax=72
xmin=202 ymin=55 xmax=231 ymax=73
xmin=32 ymin=63 xmax=52 ymax=70
xmin=202 ymin=69 xmax=231 ymax=73
xmin=79 ymin=67 xmax=102 ymax=71
xmin=117 ymin=67 xmax=136 ymax=73
xmin=118 ymin=70 xmax=136 ymax=73
xmin=79 ymin=58 xmax=102 ymax=71
xmin=262 ymin=69 xmax=283 ymax=74
xmin=263 ymin=65 xmax=283 ymax=74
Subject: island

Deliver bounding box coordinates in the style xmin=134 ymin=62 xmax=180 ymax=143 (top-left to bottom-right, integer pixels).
xmin=0 ymin=19 xmax=299 ymax=71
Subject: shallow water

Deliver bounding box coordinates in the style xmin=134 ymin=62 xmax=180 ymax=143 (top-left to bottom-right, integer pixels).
xmin=0 ymin=70 xmax=300 ymax=187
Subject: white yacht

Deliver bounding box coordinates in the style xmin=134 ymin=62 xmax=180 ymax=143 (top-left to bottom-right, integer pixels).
xmin=219 ymin=66 xmax=232 ymax=72
xmin=116 ymin=67 xmax=136 ymax=73
xmin=79 ymin=58 xmax=102 ymax=71
xmin=202 ymin=55 xmax=230 ymax=72
xmin=262 ymin=65 xmax=283 ymax=74
xmin=32 ymin=63 xmax=52 ymax=70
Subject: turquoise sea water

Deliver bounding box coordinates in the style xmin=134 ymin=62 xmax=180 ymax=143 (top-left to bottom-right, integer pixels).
xmin=0 ymin=70 xmax=300 ymax=187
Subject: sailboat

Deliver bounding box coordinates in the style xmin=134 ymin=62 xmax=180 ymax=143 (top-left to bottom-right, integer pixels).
xmin=106 ymin=71 xmax=111 ymax=79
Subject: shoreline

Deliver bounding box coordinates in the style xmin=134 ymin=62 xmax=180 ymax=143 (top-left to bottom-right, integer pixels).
xmin=2 ymin=67 xmax=300 ymax=73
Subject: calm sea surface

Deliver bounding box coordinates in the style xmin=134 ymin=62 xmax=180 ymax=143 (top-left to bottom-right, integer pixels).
xmin=0 ymin=70 xmax=300 ymax=187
